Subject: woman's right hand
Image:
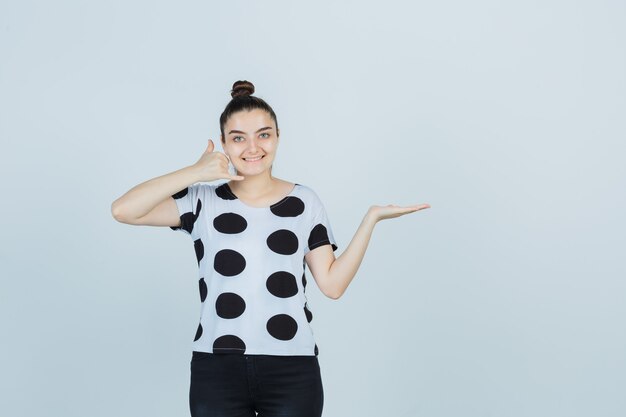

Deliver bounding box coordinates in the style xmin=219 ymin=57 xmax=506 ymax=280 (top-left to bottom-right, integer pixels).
xmin=192 ymin=139 xmax=245 ymax=182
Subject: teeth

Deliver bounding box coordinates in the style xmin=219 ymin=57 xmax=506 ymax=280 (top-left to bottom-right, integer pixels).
xmin=244 ymin=156 xmax=263 ymax=161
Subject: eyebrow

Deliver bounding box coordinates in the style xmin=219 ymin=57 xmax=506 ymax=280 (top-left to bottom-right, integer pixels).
xmin=228 ymin=126 xmax=273 ymax=135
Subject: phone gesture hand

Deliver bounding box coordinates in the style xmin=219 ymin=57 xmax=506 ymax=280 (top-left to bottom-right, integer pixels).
xmin=194 ymin=139 xmax=244 ymax=182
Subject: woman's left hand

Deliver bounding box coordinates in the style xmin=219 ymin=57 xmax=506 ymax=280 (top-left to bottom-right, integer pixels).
xmin=367 ymin=203 xmax=431 ymax=222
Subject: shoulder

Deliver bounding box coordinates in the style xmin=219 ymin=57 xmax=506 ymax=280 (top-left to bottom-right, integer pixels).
xmin=206 ymin=182 xmax=237 ymax=201
xmin=173 ymin=183 xmax=232 ymax=203
xmin=293 ymin=183 xmax=318 ymax=199
xmin=172 ymin=182 xmax=212 ymax=200
xmin=292 ymin=183 xmax=327 ymax=210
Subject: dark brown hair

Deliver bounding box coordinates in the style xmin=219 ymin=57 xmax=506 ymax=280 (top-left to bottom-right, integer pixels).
xmin=219 ymin=80 xmax=279 ymax=143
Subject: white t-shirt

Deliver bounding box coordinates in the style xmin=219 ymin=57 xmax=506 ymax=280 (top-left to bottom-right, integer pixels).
xmin=170 ymin=182 xmax=338 ymax=356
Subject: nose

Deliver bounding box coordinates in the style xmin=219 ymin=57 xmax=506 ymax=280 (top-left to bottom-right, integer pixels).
xmin=246 ymin=136 xmax=258 ymax=152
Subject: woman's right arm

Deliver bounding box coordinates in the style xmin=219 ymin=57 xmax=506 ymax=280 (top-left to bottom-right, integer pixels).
xmin=110 ymin=139 xmax=243 ymax=227
xmin=110 ymin=165 xmax=202 ymax=227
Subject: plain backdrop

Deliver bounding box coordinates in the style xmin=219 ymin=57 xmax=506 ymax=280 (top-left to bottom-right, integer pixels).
xmin=1 ymin=1 xmax=624 ymax=416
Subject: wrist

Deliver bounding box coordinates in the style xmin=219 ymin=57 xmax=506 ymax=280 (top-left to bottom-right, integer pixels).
xmin=185 ymin=164 xmax=206 ymax=183
xmin=364 ymin=208 xmax=379 ymax=226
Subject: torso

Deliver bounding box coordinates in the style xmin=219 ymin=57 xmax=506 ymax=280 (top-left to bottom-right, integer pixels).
xmin=171 ymin=181 xmax=337 ymax=356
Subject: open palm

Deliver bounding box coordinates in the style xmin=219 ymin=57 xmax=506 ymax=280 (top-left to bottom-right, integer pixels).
xmin=368 ymin=203 xmax=431 ymax=222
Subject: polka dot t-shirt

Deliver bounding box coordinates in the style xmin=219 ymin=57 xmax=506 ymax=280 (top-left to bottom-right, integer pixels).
xmin=170 ymin=182 xmax=338 ymax=356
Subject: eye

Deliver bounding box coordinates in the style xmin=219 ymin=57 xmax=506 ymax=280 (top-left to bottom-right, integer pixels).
xmin=233 ymin=133 xmax=269 ymax=142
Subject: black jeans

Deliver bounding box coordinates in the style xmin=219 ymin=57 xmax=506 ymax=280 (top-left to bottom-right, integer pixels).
xmin=189 ymin=351 xmax=324 ymax=417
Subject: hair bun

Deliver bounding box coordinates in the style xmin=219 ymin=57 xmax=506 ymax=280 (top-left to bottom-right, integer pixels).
xmin=231 ymin=80 xmax=255 ymax=98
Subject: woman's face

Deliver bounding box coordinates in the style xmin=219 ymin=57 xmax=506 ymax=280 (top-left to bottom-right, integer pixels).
xmin=221 ymin=108 xmax=279 ymax=177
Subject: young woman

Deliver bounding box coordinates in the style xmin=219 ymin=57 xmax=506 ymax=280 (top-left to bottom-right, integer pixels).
xmin=111 ymin=80 xmax=430 ymax=417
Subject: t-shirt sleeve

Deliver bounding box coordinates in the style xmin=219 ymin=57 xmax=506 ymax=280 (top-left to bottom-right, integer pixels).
xmin=305 ymin=191 xmax=338 ymax=255
xmin=169 ymin=183 xmax=203 ymax=236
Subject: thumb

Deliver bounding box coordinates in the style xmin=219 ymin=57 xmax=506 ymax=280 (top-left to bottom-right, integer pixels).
xmin=206 ymin=139 xmax=214 ymax=153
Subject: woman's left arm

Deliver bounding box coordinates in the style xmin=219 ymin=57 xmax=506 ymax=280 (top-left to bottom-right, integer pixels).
xmin=305 ymin=203 xmax=431 ymax=300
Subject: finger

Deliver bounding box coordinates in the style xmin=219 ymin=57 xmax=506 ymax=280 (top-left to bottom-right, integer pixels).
xmin=216 ymin=151 xmax=230 ymax=163
xmin=394 ymin=205 xmax=428 ymax=214
xmin=215 ymin=152 xmax=229 ymax=164
xmin=403 ymin=204 xmax=430 ymax=210
xmin=406 ymin=205 xmax=429 ymax=212
xmin=230 ymin=174 xmax=245 ymax=180
xmin=207 ymin=139 xmax=214 ymax=153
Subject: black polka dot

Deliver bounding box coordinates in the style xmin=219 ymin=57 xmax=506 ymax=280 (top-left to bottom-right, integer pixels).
xmin=199 ymin=278 xmax=207 ymax=302
xmin=266 ymin=271 xmax=298 ymax=298
xmin=308 ymin=224 xmax=337 ymax=251
xmin=172 ymin=188 xmax=188 ymax=199
xmin=215 ymin=292 xmax=246 ymax=319
xmin=267 ymin=229 xmax=299 ymax=255
xmin=215 ymin=183 xmax=237 ymax=200
xmin=270 ymin=196 xmax=305 ymax=217
xmin=213 ymin=212 xmax=247 ymax=234
xmin=214 ymin=249 xmax=246 ymax=276
xmin=170 ymin=190 xmax=202 ymax=234
xmin=193 ymin=323 xmax=203 ymax=341
xmin=266 ymin=314 xmax=298 ymax=341
xmin=314 ymin=344 xmax=319 ymax=356
xmin=194 ymin=239 xmax=204 ymax=265
xmin=304 ymin=303 xmax=313 ymax=322
xmin=213 ymin=335 xmax=246 ymax=353
xmin=302 ymin=272 xmax=307 ymax=290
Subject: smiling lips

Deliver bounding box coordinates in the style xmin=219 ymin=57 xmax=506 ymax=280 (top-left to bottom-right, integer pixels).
xmin=243 ymin=155 xmax=264 ymax=162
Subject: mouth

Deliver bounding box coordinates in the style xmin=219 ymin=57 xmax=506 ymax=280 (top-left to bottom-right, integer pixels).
xmin=243 ymin=155 xmax=265 ymax=162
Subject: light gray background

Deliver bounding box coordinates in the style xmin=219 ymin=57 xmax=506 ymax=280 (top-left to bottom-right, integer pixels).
xmin=1 ymin=1 xmax=624 ymax=416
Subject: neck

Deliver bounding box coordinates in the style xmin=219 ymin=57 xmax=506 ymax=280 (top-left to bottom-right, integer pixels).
xmin=229 ymin=169 xmax=276 ymax=197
